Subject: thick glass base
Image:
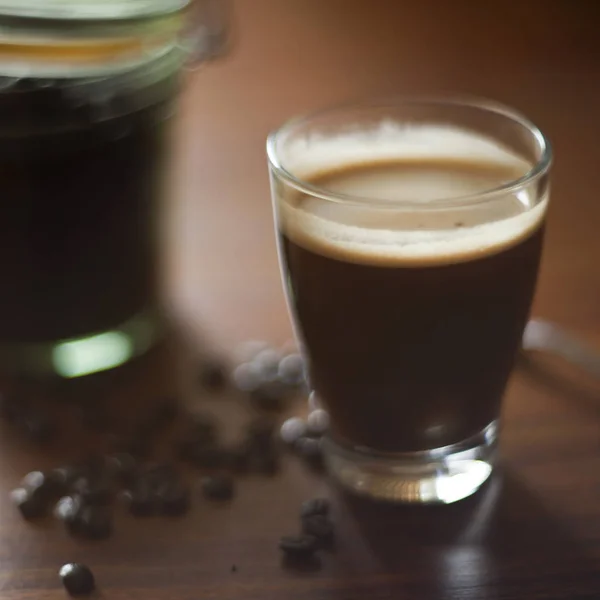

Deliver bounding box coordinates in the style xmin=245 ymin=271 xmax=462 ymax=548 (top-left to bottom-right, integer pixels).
xmin=324 ymin=420 xmax=498 ymax=504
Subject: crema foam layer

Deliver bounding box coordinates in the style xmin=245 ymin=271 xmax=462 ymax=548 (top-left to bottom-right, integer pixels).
xmin=277 ymin=125 xmax=547 ymax=267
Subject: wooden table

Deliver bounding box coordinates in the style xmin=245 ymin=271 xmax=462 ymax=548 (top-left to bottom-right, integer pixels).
xmin=1 ymin=1 xmax=600 ymax=598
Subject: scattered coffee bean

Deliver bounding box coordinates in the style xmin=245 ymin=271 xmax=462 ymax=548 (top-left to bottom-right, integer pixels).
xmin=232 ymin=362 xmax=263 ymax=392
xmin=187 ymin=444 xmax=228 ymax=469
xmin=279 ymin=534 xmax=318 ymax=559
xmin=59 ymin=563 xmax=95 ymax=596
xmin=50 ymin=465 xmax=84 ymax=490
xmin=277 ymin=353 xmax=305 ymax=387
xmin=21 ymin=470 xmax=51 ymax=499
xmin=300 ymin=497 xmax=330 ymax=519
xmin=253 ymin=348 xmax=282 ymax=380
xmin=280 ymin=417 xmax=307 ymax=445
xmin=306 ymin=409 xmax=330 ymax=437
xmin=227 ymin=444 xmax=250 ymax=474
xmin=11 ymin=487 xmax=46 ymax=519
xmin=295 ymin=436 xmax=324 ymax=470
xmin=302 ymin=514 xmax=334 ymax=544
xmin=159 ymin=482 xmax=190 ymax=516
xmin=201 ymin=475 xmax=234 ymax=501
xmin=200 ymin=361 xmax=227 ymax=391
xmin=72 ymin=475 xmax=112 ymax=506
xmin=54 ymin=495 xmax=84 ymax=530
xmin=77 ymin=505 xmax=112 ymax=540
xmin=105 ymin=452 xmax=137 ymax=484
xmin=308 ymin=391 xmax=321 ymax=412
xmin=123 ymin=485 xmax=156 ymax=517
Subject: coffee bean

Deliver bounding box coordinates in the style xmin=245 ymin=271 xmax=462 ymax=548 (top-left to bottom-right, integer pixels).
xmin=54 ymin=495 xmax=84 ymax=528
xmin=232 ymin=362 xmax=263 ymax=392
xmin=306 ymin=409 xmax=330 ymax=437
xmin=253 ymin=348 xmax=281 ymax=380
xmin=59 ymin=563 xmax=95 ymax=596
xmin=227 ymin=444 xmax=250 ymax=474
xmin=277 ymin=353 xmax=305 ymax=387
xmin=279 ymin=534 xmax=318 ymax=559
xmin=72 ymin=476 xmax=112 ymax=506
xmin=302 ymin=514 xmax=334 ymax=543
xmin=159 ymin=482 xmax=190 ymax=516
xmin=105 ymin=452 xmax=137 ymax=484
xmin=50 ymin=465 xmax=84 ymax=490
xmin=300 ymin=498 xmax=330 ymax=519
xmin=308 ymin=391 xmax=321 ymax=412
xmin=201 ymin=475 xmax=234 ymax=501
xmin=280 ymin=417 xmax=307 ymax=445
xmin=295 ymin=436 xmax=324 ymax=470
xmin=78 ymin=505 xmax=112 ymax=540
xmin=123 ymin=485 xmax=156 ymax=517
xmin=200 ymin=361 xmax=227 ymax=391
xmin=11 ymin=487 xmax=46 ymax=519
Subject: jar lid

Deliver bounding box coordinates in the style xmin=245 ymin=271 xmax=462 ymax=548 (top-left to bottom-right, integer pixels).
xmin=0 ymin=0 xmax=189 ymax=20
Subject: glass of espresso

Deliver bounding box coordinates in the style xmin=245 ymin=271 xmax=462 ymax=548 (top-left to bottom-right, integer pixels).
xmin=267 ymin=98 xmax=551 ymax=504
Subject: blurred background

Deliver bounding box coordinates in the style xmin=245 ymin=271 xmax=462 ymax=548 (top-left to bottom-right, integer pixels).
xmin=169 ymin=0 xmax=600 ymax=352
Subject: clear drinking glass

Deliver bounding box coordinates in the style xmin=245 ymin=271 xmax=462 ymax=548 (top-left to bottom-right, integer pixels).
xmin=267 ymin=97 xmax=551 ymax=504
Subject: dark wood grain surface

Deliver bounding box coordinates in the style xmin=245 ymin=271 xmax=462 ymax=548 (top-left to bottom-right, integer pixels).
xmin=1 ymin=1 xmax=600 ymax=598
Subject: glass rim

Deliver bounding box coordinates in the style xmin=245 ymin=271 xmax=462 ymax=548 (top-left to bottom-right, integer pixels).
xmin=266 ymin=95 xmax=552 ymax=210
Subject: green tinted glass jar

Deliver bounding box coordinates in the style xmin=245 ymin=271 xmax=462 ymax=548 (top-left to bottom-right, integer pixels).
xmin=0 ymin=0 xmax=227 ymax=379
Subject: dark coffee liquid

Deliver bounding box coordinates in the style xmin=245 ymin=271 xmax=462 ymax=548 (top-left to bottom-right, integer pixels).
xmin=0 ymin=70 xmax=177 ymax=344
xmin=280 ymin=160 xmax=545 ymax=453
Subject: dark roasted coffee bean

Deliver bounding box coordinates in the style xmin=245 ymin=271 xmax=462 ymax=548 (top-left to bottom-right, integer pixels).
xmin=159 ymin=482 xmax=190 ymax=516
xmin=50 ymin=465 xmax=84 ymax=490
xmin=253 ymin=348 xmax=281 ymax=380
xmin=280 ymin=417 xmax=307 ymax=445
xmin=308 ymin=391 xmax=321 ymax=412
xmin=306 ymin=409 xmax=330 ymax=437
xmin=78 ymin=505 xmax=112 ymax=540
xmin=123 ymin=433 xmax=152 ymax=458
xmin=277 ymin=353 xmax=305 ymax=387
xmin=72 ymin=476 xmax=112 ymax=506
xmin=59 ymin=563 xmax=95 ymax=596
xmin=232 ymin=362 xmax=263 ymax=392
xmin=296 ymin=437 xmax=324 ymax=470
xmin=21 ymin=470 xmax=51 ymax=498
xmin=123 ymin=486 xmax=156 ymax=517
xmin=300 ymin=497 xmax=330 ymax=518
xmin=279 ymin=534 xmax=318 ymax=559
xmin=201 ymin=475 xmax=234 ymax=501
xmin=11 ymin=487 xmax=46 ymax=519
xmin=200 ymin=361 xmax=227 ymax=391
xmin=54 ymin=495 xmax=84 ymax=526
xmin=105 ymin=452 xmax=137 ymax=484
xmin=302 ymin=514 xmax=334 ymax=545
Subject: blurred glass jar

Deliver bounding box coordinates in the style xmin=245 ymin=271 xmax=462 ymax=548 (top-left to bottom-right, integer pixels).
xmin=0 ymin=0 xmax=229 ymax=380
